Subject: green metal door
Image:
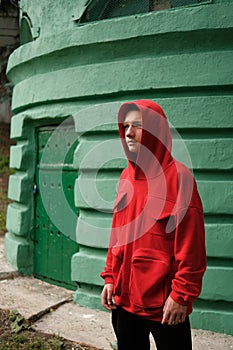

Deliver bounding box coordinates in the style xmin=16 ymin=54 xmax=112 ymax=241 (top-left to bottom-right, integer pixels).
xmin=34 ymin=126 xmax=79 ymax=290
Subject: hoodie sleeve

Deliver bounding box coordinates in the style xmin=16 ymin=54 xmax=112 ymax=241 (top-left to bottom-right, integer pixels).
xmin=100 ymin=246 xmax=114 ymax=285
xmin=100 ymin=171 xmax=127 ymax=285
xmin=100 ymin=212 xmax=118 ymax=284
xmin=170 ymin=204 xmax=206 ymax=306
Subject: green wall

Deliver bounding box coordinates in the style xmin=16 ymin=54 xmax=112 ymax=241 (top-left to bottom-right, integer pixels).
xmin=6 ymin=0 xmax=233 ymax=335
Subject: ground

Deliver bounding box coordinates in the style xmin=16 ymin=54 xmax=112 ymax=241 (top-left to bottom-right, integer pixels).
xmin=0 ymin=266 xmax=233 ymax=350
xmin=0 ymin=308 xmax=100 ymax=350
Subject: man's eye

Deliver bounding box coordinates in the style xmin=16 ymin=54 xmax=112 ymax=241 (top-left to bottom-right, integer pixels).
xmin=123 ymin=123 xmax=142 ymax=129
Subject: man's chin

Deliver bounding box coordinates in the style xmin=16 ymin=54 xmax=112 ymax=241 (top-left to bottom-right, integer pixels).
xmin=129 ymin=148 xmax=138 ymax=154
xmin=127 ymin=144 xmax=138 ymax=152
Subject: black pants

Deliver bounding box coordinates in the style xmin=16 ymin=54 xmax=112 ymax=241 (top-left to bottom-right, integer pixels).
xmin=112 ymin=306 xmax=192 ymax=350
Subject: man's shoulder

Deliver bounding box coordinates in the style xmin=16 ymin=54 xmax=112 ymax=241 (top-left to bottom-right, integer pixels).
xmin=173 ymin=160 xmax=203 ymax=210
xmin=120 ymin=167 xmax=129 ymax=179
xmin=173 ymin=159 xmax=192 ymax=173
xmin=172 ymin=160 xmax=195 ymax=182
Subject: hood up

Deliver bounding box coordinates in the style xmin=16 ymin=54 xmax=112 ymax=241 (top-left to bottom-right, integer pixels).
xmin=118 ymin=99 xmax=173 ymax=180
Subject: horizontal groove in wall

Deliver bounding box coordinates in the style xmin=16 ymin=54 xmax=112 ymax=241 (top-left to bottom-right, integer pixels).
xmin=79 ymin=208 xmax=113 ymax=219
xmin=174 ymin=129 xmax=233 ymax=139
xmin=79 ymin=128 xmax=233 ymax=139
xmin=79 ymin=169 xmax=122 ymax=178
xmin=194 ymin=299 xmax=233 ymax=313
xmin=80 ymin=133 xmax=118 ymax=140
xmin=78 ymin=168 xmax=232 ymax=178
xmin=207 ymin=257 xmax=233 ymax=268
xmin=204 ymin=214 xmax=233 ymax=224
xmin=76 ymin=170 xmax=233 ymax=181
xmin=13 ymin=86 xmax=233 ymax=115
xmin=8 ymin=202 xmax=29 ymax=211
xmin=194 ymin=171 xmax=233 ymax=181
xmin=9 ymin=170 xmax=28 ymax=177
xmin=37 ymin=164 xmax=78 ymax=171
xmin=77 ymin=167 xmax=232 ymax=176
xmin=77 ymin=211 xmax=232 ymax=224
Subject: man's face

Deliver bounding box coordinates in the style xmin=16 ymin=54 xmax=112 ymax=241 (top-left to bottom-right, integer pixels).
xmin=123 ymin=110 xmax=142 ymax=154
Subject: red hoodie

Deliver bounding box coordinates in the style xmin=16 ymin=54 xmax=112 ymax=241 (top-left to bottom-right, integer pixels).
xmin=100 ymin=99 xmax=206 ymax=321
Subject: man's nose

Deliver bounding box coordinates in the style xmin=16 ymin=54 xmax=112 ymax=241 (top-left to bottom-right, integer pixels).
xmin=126 ymin=125 xmax=135 ymax=137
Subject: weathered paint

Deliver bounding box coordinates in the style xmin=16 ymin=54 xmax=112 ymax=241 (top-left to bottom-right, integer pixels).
xmin=5 ymin=0 xmax=233 ymax=335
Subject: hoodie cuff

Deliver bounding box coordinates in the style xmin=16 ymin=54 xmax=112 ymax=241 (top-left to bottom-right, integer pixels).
xmin=170 ymin=291 xmax=190 ymax=306
xmin=104 ymin=277 xmax=114 ymax=285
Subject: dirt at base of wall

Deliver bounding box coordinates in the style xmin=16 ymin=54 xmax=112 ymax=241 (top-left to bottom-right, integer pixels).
xmin=0 ymin=122 xmax=11 ymax=235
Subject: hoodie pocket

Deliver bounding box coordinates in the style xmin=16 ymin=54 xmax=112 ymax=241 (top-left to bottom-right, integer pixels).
xmin=130 ymin=248 xmax=170 ymax=309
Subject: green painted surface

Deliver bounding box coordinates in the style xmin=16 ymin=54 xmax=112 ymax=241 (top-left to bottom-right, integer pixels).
xmin=34 ymin=127 xmax=79 ymax=290
xmin=75 ymin=137 xmax=233 ymax=171
xmin=9 ymin=142 xmax=29 ymax=170
xmin=75 ymin=212 xmax=112 ymax=248
xmin=71 ymin=249 xmax=106 ymax=286
xmin=8 ymin=171 xmax=32 ymax=203
xmin=9 ymin=50 xmax=233 ymax=112
xmin=7 ymin=3 xmax=233 ymax=86
xmin=5 ymin=0 xmax=233 ymax=335
xmin=5 ymin=232 xmax=33 ymax=274
xmin=201 ymin=265 xmax=233 ymax=301
xmin=198 ymin=181 xmax=233 ymax=214
xmin=191 ymin=301 xmax=233 ymax=335
xmin=205 ymin=223 xmax=233 ymax=258
xmin=6 ymin=203 xmax=31 ymax=237
xmin=73 ymin=283 xmax=104 ymax=311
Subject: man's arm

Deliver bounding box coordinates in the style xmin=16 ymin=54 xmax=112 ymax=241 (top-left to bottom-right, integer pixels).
xmin=100 ymin=245 xmax=116 ymax=310
xmin=163 ymin=206 xmax=206 ymax=325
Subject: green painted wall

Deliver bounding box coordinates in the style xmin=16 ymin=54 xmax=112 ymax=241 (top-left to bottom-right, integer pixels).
xmin=6 ymin=0 xmax=233 ymax=335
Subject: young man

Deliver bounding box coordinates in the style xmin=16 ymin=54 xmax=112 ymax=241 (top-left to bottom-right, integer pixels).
xmin=101 ymin=100 xmax=206 ymax=350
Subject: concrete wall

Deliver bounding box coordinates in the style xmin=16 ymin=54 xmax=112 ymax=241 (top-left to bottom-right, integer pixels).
xmin=5 ymin=0 xmax=233 ymax=335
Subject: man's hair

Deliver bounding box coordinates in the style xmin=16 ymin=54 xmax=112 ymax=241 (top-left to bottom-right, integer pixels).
xmin=122 ymin=104 xmax=140 ymax=118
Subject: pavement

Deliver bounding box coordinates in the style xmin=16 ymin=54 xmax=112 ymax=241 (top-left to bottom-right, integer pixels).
xmin=0 ymin=235 xmax=233 ymax=350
